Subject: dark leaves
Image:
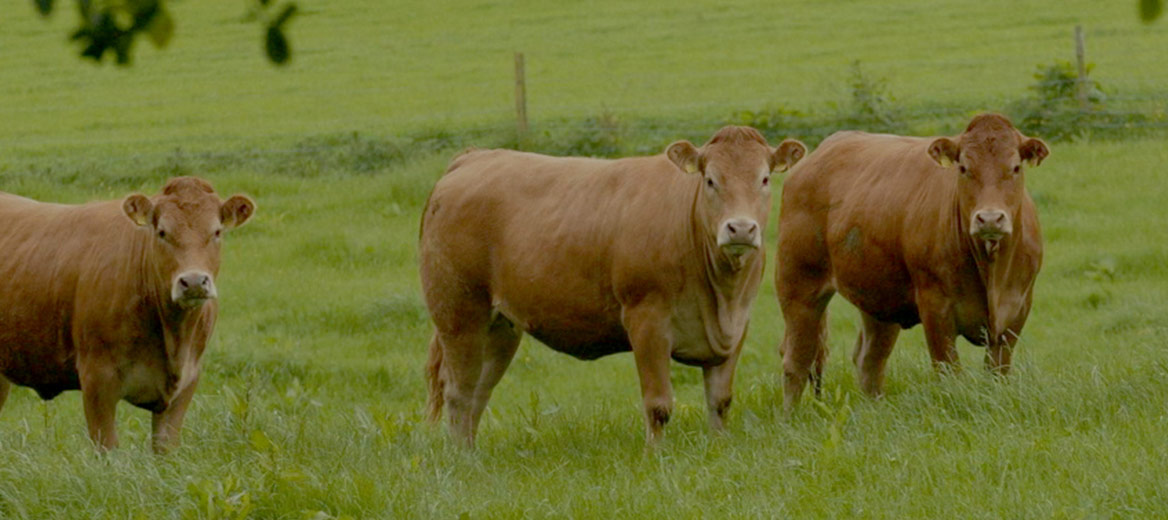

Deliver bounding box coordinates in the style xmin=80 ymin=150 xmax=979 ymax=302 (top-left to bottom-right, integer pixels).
xmin=33 ymin=0 xmax=54 ymax=16
xmin=36 ymin=0 xmax=297 ymax=66
xmin=264 ymin=3 xmax=298 ymax=66
xmin=1140 ymin=0 xmax=1163 ymax=22
xmin=66 ymin=1 xmax=162 ymax=65
xmin=266 ymin=26 xmax=290 ymax=65
xmin=70 ymin=10 xmax=134 ymax=64
xmin=146 ymin=8 xmax=175 ymax=48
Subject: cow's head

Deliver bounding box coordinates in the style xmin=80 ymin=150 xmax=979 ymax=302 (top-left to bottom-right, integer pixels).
xmin=122 ymin=177 xmax=255 ymax=308
xmin=928 ymin=114 xmax=1048 ymax=256
xmin=667 ymin=126 xmax=806 ymax=264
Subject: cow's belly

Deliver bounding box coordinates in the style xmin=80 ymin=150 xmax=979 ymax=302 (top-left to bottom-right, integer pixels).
xmin=526 ymin=325 xmax=631 ymax=360
xmin=0 ymin=312 xmax=81 ymax=400
xmin=495 ymin=297 xmax=631 ymax=360
xmin=832 ymin=259 xmax=920 ymax=328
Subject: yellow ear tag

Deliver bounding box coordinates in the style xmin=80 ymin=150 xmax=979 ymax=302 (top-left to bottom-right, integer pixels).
xmin=937 ymin=155 xmax=954 ymax=168
xmin=685 ymin=162 xmax=699 ymax=174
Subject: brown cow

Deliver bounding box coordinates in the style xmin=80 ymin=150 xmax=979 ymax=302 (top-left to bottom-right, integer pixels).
xmin=0 ymin=177 xmax=255 ymax=452
xmin=420 ymin=126 xmax=807 ymax=445
xmin=776 ymin=114 xmax=1048 ymax=408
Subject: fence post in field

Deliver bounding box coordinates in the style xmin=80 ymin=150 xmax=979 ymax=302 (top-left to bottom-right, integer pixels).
xmin=1073 ymin=25 xmax=1090 ymax=113
xmin=514 ymin=52 xmax=528 ymax=149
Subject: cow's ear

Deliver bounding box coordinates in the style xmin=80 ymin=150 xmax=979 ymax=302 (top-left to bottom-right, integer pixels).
xmin=1018 ymin=137 xmax=1049 ymax=167
xmin=220 ymin=195 xmax=256 ymax=230
xmin=928 ymin=137 xmax=961 ymax=168
xmin=666 ymin=140 xmax=702 ymax=174
xmin=122 ymin=194 xmax=154 ymax=227
xmin=771 ymin=139 xmax=807 ymax=172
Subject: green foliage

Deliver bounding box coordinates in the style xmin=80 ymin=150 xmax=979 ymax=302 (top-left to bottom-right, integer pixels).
xmin=730 ymin=62 xmax=906 ymax=142
xmin=727 ymin=104 xmax=826 ymax=144
xmin=31 ymin=0 xmax=296 ymax=65
xmin=840 ymin=60 xmax=906 ymax=134
xmin=524 ymin=110 xmax=630 ymax=157
xmin=728 ymin=62 xmax=913 ymax=145
xmin=1009 ymin=60 xmax=1163 ymax=141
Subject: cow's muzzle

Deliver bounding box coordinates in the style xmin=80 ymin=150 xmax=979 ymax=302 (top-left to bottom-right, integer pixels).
xmin=172 ymin=271 xmax=217 ymax=306
xmin=970 ymin=209 xmax=1011 ymax=241
xmin=717 ymin=218 xmax=761 ymax=256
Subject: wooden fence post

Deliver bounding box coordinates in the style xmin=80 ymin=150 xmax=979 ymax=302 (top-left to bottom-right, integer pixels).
xmin=1074 ymin=25 xmax=1090 ymax=112
xmin=514 ymin=52 xmax=528 ymax=147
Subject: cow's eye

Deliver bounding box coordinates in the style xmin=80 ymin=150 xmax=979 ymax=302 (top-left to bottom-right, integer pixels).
xmin=1012 ymin=165 xmax=1021 ymax=174
xmin=762 ymin=175 xmax=770 ymax=187
xmin=214 ymin=229 xmax=222 ymax=240
xmin=157 ymin=230 xmax=167 ymax=240
xmin=958 ymin=165 xmax=968 ymax=175
xmin=706 ymin=178 xmax=716 ymax=189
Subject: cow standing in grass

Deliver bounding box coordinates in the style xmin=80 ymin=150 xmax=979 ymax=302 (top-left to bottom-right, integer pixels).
xmin=420 ymin=126 xmax=806 ymax=446
xmin=0 ymin=177 xmax=255 ymax=452
xmin=776 ymin=114 xmax=1048 ymax=408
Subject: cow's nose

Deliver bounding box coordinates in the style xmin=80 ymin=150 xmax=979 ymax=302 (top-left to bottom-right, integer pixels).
xmin=972 ymin=210 xmax=1010 ymax=237
xmin=720 ymin=218 xmax=760 ymax=249
xmin=173 ymin=271 xmax=217 ymax=304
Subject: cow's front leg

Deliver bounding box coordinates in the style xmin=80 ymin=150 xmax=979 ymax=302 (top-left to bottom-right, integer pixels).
xmin=917 ymin=289 xmax=960 ymax=373
xmin=623 ymin=303 xmax=674 ymax=443
xmin=702 ymin=338 xmax=743 ymax=432
xmin=152 ymin=375 xmax=199 ymax=454
xmin=986 ymin=321 xmax=1026 ymax=375
xmin=79 ymin=363 xmax=122 ymax=451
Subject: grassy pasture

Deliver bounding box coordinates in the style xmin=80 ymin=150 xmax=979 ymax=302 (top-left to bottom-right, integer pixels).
xmin=1 ymin=1 xmax=1168 ymax=518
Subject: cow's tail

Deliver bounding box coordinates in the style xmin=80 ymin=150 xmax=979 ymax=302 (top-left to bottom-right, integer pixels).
xmin=424 ymin=334 xmax=445 ymax=423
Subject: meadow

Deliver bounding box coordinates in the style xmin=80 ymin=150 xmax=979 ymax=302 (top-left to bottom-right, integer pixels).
xmin=1 ymin=1 xmax=1167 ymax=518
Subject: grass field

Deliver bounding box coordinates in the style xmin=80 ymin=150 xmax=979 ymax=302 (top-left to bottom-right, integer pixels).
xmin=2 ymin=1 xmax=1168 ymax=518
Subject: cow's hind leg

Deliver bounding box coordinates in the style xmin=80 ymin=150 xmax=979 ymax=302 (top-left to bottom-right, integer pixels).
xmin=0 ymin=374 xmax=10 ymax=413
xmin=428 ymin=293 xmax=493 ymax=447
xmin=436 ymin=328 xmax=490 ymax=447
xmin=852 ymin=311 xmax=900 ymax=397
xmin=468 ymin=315 xmax=522 ymax=434
xmin=778 ymin=292 xmax=832 ymax=412
xmin=425 ymin=334 xmax=445 ymax=423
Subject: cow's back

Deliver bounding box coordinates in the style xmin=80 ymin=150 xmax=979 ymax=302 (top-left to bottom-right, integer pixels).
xmin=783 ymin=131 xmax=950 ymax=230
xmin=420 ymin=149 xmax=696 ymax=357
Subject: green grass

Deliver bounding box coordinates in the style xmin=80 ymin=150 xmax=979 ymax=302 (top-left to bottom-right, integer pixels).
xmin=2 ymin=1 xmax=1168 ymax=518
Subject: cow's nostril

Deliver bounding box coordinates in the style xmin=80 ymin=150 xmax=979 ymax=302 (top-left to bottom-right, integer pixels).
xmin=179 ymin=278 xmax=190 ymax=289
xmin=976 ymin=211 xmax=1006 ymax=227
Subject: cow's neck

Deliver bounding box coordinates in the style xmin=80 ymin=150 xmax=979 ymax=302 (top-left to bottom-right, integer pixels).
xmin=692 ymin=203 xmax=760 ymax=359
xmin=955 ymin=200 xmax=1024 ymax=345
xmin=134 ymin=234 xmax=210 ymax=379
